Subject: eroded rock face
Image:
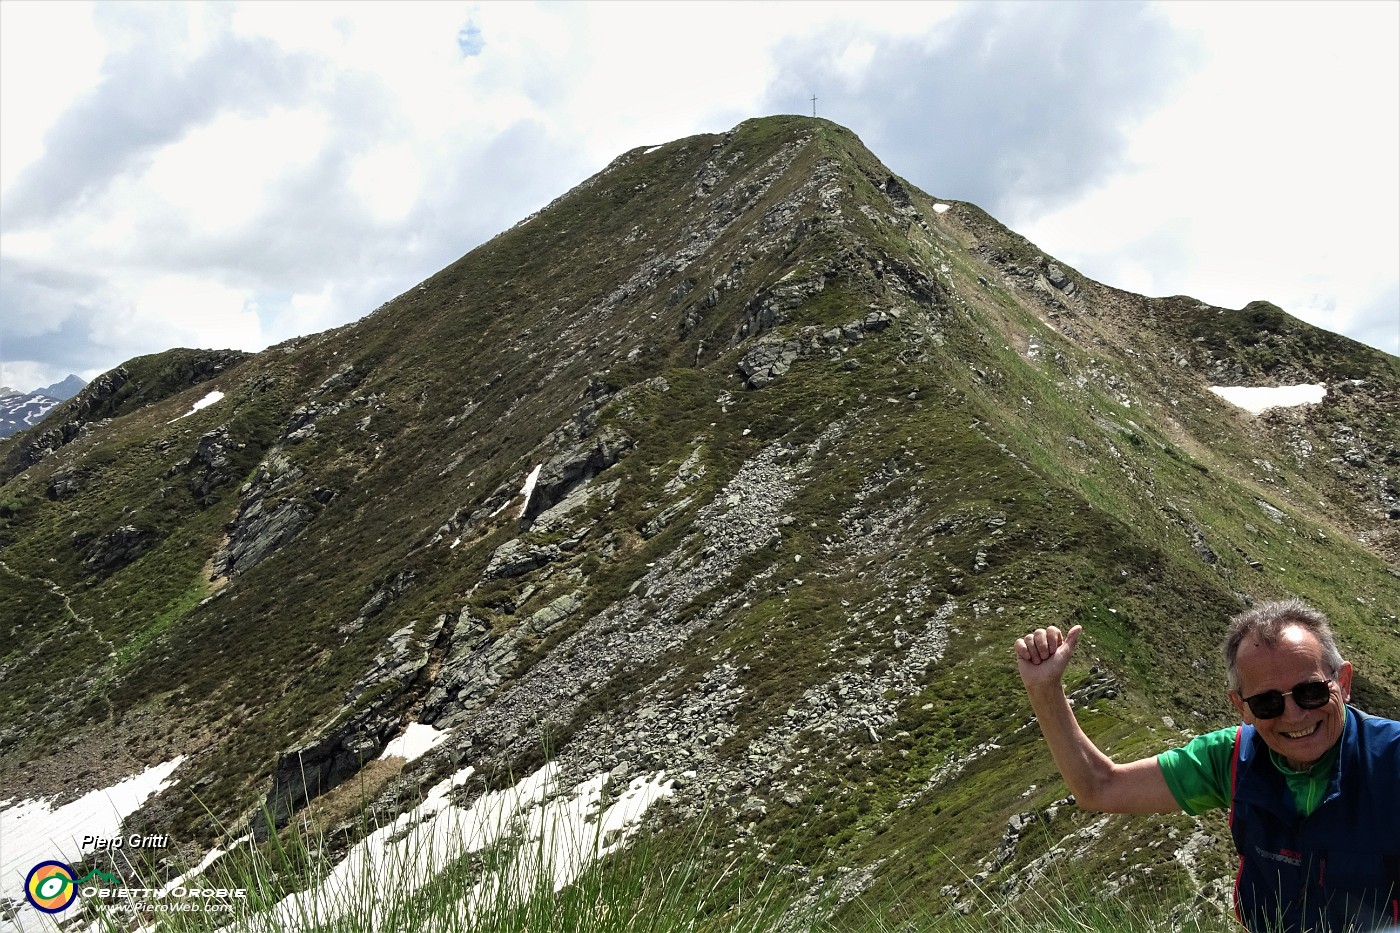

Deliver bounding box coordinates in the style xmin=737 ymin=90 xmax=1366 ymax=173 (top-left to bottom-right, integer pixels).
xmin=424 ymin=424 xmax=843 ymax=751
xmin=213 ymin=499 xmax=314 ymax=579
xmin=738 ymin=310 xmax=896 ymax=388
xmin=418 ymin=591 xmax=584 ymax=729
xmin=483 ymin=539 xmax=563 ymax=580
xmin=739 ymin=341 xmax=803 ymax=389
xmin=738 ymin=274 xmax=826 ymax=340
xmin=258 ymin=614 xmax=446 ymax=834
xmin=212 ymin=453 xmax=311 ymax=579
xmin=79 ymin=525 xmax=155 ymax=576
xmin=47 ymin=466 xmax=94 ymax=500
xmin=524 ymin=424 xmax=634 ymax=521
xmin=202 ymin=368 xmax=373 ymax=578
xmin=186 ymin=426 xmax=242 ymax=505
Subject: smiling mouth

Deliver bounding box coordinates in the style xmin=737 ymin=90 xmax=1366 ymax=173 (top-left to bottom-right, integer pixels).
xmin=1281 ymin=723 xmax=1320 ymax=740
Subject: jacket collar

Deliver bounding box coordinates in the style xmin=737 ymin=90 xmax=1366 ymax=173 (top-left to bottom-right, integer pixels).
xmin=1234 ymin=706 xmax=1356 ymax=817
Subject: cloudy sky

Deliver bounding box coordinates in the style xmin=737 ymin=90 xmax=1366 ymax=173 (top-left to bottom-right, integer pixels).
xmin=2 ymin=0 xmax=1396 ymax=393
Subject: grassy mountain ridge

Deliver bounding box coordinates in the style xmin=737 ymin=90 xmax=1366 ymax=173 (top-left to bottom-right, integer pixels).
xmin=2 ymin=115 xmax=1397 ymax=925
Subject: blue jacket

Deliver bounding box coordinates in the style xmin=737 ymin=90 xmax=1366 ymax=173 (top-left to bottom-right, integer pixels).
xmin=1229 ymin=706 xmax=1400 ymax=932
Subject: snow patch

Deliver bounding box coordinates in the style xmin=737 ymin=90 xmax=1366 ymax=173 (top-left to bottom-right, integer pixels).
xmin=0 ymin=758 xmax=185 ymax=933
xmin=517 ymin=463 xmax=543 ymax=518
xmin=223 ymin=762 xmax=674 ymax=932
xmin=376 ymin=722 xmax=449 ymax=764
xmin=1209 ymin=383 xmax=1327 ymax=414
xmin=170 ymin=390 xmax=225 ymax=422
xmin=933 ymin=203 xmax=951 ymax=214
xmin=488 ymin=464 xmax=544 ymax=520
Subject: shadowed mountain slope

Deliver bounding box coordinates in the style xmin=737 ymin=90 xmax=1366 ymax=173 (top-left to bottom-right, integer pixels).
xmin=2 ymin=115 xmax=1397 ymax=924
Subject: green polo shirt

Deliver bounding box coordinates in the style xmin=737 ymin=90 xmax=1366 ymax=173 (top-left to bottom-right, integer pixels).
xmin=1156 ymin=710 xmax=1346 ymax=818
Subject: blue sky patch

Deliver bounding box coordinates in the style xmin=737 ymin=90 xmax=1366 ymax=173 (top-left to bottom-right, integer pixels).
xmin=457 ymin=21 xmax=484 ymax=58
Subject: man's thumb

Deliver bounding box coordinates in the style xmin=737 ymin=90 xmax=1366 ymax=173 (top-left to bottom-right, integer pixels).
xmin=1062 ymin=625 xmax=1083 ymax=656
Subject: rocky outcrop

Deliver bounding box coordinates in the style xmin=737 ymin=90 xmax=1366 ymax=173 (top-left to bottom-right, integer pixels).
xmin=345 ymin=611 xmax=439 ymax=703
xmin=738 ymin=310 xmax=896 ymax=388
xmin=212 ymin=499 xmax=313 ymax=579
xmin=736 ymin=273 xmax=826 ymax=340
xmin=483 ymin=539 xmax=564 ymax=580
xmin=420 ymin=590 xmax=584 ymax=727
xmin=211 ymin=452 xmax=312 ymax=579
xmin=185 ymin=426 xmax=243 ymax=506
xmin=316 ymin=364 xmax=365 ymax=395
xmin=258 ymin=613 xmax=446 ymax=834
xmin=426 ymin=424 xmax=842 ymax=747
xmin=46 ymin=465 xmax=95 ymax=501
xmin=523 ymin=416 xmax=634 ymax=522
xmin=77 ymin=525 xmax=155 ymax=576
xmin=340 ymin=570 xmax=418 ymax=638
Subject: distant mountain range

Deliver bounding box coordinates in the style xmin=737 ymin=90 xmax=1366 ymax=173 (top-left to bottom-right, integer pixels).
xmin=0 ymin=374 xmax=86 ymax=438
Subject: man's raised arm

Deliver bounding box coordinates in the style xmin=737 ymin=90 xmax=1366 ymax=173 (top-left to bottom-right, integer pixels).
xmin=1015 ymin=625 xmax=1181 ymax=814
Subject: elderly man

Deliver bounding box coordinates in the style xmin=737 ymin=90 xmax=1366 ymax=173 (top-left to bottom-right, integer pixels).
xmin=1015 ymin=599 xmax=1399 ymax=932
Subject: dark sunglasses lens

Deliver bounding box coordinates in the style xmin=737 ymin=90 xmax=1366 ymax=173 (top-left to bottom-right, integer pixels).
xmin=1245 ymin=681 xmax=1332 ymax=718
xmin=1293 ymin=681 xmax=1331 ymax=709
xmin=1246 ymin=692 xmax=1285 ymax=719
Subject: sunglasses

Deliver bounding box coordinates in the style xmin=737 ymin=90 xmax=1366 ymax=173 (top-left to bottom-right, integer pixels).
xmin=1240 ymin=679 xmax=1333 ymax=720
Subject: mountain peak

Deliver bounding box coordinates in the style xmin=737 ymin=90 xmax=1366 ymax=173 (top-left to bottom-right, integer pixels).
xmin=38 ymin=373 xmax=87 ymax=400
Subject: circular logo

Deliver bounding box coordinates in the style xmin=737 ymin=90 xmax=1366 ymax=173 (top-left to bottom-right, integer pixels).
xmin=25 ymin=861 xmax=78 ymax=913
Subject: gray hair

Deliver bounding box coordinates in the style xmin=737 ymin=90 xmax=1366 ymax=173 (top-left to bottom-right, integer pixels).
xmin=1222 ymin=598 xmax=1344 ymax=692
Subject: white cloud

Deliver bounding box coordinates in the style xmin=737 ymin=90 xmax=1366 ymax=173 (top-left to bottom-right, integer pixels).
xmin=144 ymin=108 xmax=330 ymax=232
xmin=251 ymin=285 xmax=341 ymax=347
xmin=1015 ymin=1 xmax=1398 ymax=351
xmin=347 ymin=143 xmax=425 ymax=224
xmin=92 ymin=275 xmax=265 ymax=355
xmin=0 ymin=1 xmax=105 ymax=193
xmin=0 ymin=360 xmax=62 ymax=391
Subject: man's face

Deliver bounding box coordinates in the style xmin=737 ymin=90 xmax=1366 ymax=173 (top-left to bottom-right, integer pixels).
xmin=1228 ymin=625 xmax=1352 ymax=772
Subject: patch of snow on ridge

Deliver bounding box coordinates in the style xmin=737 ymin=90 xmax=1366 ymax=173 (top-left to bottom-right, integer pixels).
xmin=0 ymin=758 xmax=185 ymax=933
xmin=376 ymin=722 xmax=449 ymax=764
xmin=933 ymin=203 xmax=951 ymax=214
xmin=517 ymin=463 xmax=543 ymax=518
xmin=223 ymin=763 xmax=674 ymax=933
xmin=170 ymin=390 xmax=225 ymax=422
xmin=1209 ymin=383 xmax=1327 ymax=414
xmin=489 ymin=463 xmax=544 ymax=520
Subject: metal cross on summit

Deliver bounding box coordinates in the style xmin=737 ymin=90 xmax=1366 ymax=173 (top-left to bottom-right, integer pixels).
xmin=811 ymin=94 xmax=818 ymax=117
